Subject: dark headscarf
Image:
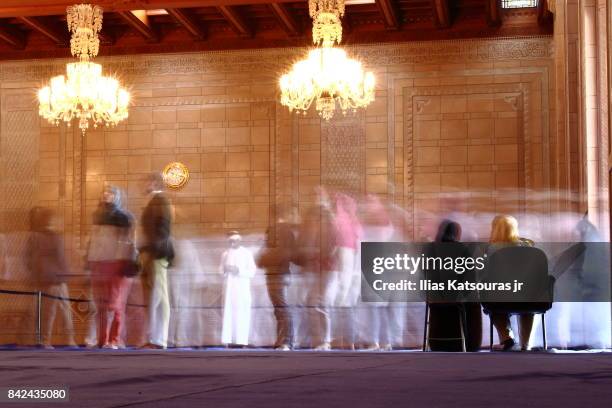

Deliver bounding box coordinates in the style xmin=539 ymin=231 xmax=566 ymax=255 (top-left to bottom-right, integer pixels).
xmin=435 ymin=219 xmax=462 ymax=243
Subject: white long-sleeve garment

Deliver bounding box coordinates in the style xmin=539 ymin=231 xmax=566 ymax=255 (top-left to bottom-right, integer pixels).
xmin=220 ymin=246 xmax=256 ymax=345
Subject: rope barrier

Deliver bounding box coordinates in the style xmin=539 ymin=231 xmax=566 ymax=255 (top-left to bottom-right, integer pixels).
xmin=0 ymin=288 xmax=423 ymax=310
xmin=0 ymin=288 xmax=40 ymax=297
xmin=0 ymin=288 xmax=427 ymax=348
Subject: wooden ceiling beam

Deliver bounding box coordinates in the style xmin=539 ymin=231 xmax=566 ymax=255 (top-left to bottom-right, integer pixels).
xmin=166 ymin=8 xmax=206 ymax=40
xmin=342 ymin=12 xmax=352 ymax=35
xmin=217 ymin=6 xmax=252 ymax=38
xmin=431 ymin=0 xmax=451 ymax=28
xmin=269 ymin=4 xmax=300 ymax=37
xmin=117 ymin=10 xmax=159 ymax=42
xmin=376 ymin=0 xmax=400 ymax=30
xmin=485 ymin=0 xmax=502 ymax=27
xmin=0 ymin=1 xmax=297 ymax=18
xmin=18 ymin=16 xmax=67 ymax=46
xmin=98 ymin=29 xmax=115 ymax=46
xmin=0 ymin=23 xmax=25 ymax=49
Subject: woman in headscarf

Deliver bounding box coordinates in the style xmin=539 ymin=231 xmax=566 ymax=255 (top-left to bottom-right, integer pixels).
xmin=86 ymin=186 xmax=136 ymax=349
xmin=425 ymin=219 xmax=480 ymax=351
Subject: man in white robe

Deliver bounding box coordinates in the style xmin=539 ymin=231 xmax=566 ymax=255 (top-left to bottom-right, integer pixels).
xmin=221 ymin=232 xmax=256 ymax=346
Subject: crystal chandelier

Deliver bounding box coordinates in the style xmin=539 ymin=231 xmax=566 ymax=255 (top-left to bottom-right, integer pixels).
xmin=38 ymin=4 xmax=129 ymax=133
xmin=279 ymin=0 xmax=375 ymax=121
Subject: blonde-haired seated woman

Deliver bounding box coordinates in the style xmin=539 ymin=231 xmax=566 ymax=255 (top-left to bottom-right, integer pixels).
xmin=487 ymin=215 xmax=535 ymax=351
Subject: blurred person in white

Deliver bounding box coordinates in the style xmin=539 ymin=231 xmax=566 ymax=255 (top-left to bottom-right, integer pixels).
xmin=359 ymin=194 xmax=396 ymax=350
xmin=86 ymin=186 xmax=136 ymax=349
xmin=26 ymin=207 xmax=76 ymax=349
xmin=140 ymin=172 xmax=174 ymax=349
xmin=83 ymin=291 xmax=98 ymax=348
xmin=565 ymin=217 xmax=611 ymax=349
xmin=221 ymin=231 xmax=257 ymax=347
xmin=168 ymin=238 xmax=206 ymax=347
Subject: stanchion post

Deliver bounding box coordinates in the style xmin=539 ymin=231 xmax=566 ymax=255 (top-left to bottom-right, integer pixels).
xmin=36 ymin=291 xmax=42 ymax=346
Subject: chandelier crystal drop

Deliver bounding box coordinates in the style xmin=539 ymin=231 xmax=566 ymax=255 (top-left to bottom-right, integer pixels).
xmin=309 ymin=0 xmax=345 ymax=47
xmin=279 ymin=0 xmax=375 ymax=121
xmin=38 ymin=4 xmax=129 ymax=133
xmin=68 ymin=3 xmax=102 ymax=60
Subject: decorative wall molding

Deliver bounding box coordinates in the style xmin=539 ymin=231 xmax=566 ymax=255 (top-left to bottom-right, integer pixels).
xmin=402 ymin=83 xmax=532 ymax=239
xmin=0 ymin=36 xmax=553 ymax=82
xmin=132 ymin=96 xmax=277 ymax=107
xmin=1 ymin=93 xmax=35 ymax=110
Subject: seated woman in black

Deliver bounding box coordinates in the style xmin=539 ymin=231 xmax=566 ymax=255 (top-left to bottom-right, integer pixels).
xmin=425 ymin=220 xmax=482 ymax=351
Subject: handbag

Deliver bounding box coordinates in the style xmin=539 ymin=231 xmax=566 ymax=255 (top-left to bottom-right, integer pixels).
xmin=121 ymin=241 xmax=141 ymax=278
xmin=123 ymin=259 xmax=141 ymax=277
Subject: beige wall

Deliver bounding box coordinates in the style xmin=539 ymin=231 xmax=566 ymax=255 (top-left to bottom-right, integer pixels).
xmin=0 ymin=36 xmax=559 ymax=344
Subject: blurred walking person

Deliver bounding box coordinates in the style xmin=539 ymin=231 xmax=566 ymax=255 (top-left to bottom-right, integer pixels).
xmin=87 ymin=186 xmax=137 ymax=349
xmin=140 ymin=173 xmax=174 ymax=349
xmin=295 ymin=187 xmax=338 ymax=350
xmin=27 ymin=207 xmax=76 ymax=349
xmin=257 ymin=222 xmax=296 ymax=350
xmin=168 ymin=238 xmax=206 ymax=347
xmin=333 ymin=192 xmax=362 ymax=349
xmin=360 ymin=194 xmax=397 ymax=350
xmin=221 ymin=231 xmax=257 ymax=347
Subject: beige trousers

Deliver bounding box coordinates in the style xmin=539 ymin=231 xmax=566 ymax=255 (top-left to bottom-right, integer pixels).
xmin=142 ymin=253 xmax=170 ymax=348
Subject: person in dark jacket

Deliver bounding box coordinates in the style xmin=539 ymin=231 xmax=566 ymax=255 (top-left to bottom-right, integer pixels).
xmin=140 ymin=172 xmax=174 ymax=349
xmin=295 ymin=187 xmax=337 ymax=350
xmin=257 ymin=221 xmax=297 ymax=350
xmin=26 ymin=207 xmax=76 ymax=349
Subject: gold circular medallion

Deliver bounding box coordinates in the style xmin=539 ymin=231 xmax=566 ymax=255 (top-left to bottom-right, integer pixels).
xmin=162 ymin=162 xmax=189 ymax=189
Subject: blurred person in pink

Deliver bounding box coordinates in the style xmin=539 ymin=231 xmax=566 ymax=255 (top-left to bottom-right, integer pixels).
xmin=334 ymin=192 xmax=362 ymax=307
xmin=86 ymin=186 xmax=136 ymax=349
xmin=332 ymin=192 xmax=362 ymax=349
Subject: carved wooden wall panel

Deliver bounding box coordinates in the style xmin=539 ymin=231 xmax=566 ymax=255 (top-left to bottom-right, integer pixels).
xmin=0 ymin=91 xmax=40 ymax=343
xmin=321 ymin=114 xmax=366 ymax=194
